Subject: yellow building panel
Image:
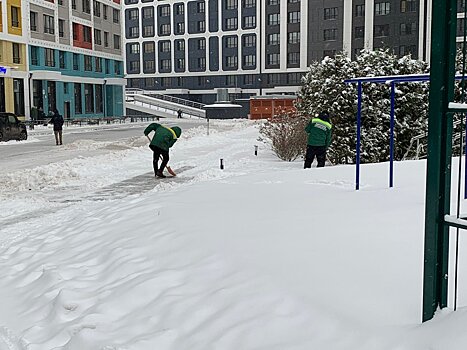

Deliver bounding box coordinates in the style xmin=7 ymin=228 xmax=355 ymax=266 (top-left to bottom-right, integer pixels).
xmin=0 ymin=40 xmax=26 ymax=71
xmin=7 ymin=0 xmax=21 ymax=36
xmin=3 ymin=78 xmax=15 ymax=114
xmin=0 ymin=2 xmax=3 ymax=33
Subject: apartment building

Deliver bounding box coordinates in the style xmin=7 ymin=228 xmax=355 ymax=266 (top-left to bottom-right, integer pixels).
xmin=0 ymin=0 xmax=29 ymax=118
xmin=125 ymin=0 xmax=430 ymax=104
xmin=27 ymin=0 xmax=126 ymax=119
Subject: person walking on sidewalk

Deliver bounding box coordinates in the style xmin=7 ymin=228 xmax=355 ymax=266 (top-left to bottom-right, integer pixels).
xmin=144 ymin=123 xmax=182 ymax=178
xmin=304 ymin=111 xmax=333 ymax=168
xmin=49 ymin=108 xmax=64 ymax=145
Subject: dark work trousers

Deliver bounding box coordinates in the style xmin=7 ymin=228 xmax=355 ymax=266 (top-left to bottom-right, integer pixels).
xmin=149 ymin=145 xmax=169 ymax=174
xmin=304 ymin=145 xmax=327 ymax=168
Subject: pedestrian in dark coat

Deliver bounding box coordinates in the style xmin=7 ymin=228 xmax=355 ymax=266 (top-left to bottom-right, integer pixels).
xmin=177 ymin=109 xmax=183 ymax=119
xmin=304 ymin=111 xmax=333 ymax=168
xmin=144 ymin=123 xmax=182 ymax=178
xmin=50 ymin=109 xmax=64 ymax=145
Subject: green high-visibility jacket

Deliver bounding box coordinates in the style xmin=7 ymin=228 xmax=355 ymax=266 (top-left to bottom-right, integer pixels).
xmin=144 ymin=123 xmax=182 ymax=151
xmin=305 ymin=118 xmax=332 ymax=148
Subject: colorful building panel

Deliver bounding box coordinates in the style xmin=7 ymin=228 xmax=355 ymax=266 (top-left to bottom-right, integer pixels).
xmin=6 ymin=0 xmax=21 ymax=36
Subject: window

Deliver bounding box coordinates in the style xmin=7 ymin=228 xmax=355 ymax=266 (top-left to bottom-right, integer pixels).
xmin=323 ymin=50 xmax=336 ymax=58
xmin=143 ymin=42 xmax=155 ymax=53
xmin=130 ymin=61 xmax=140 ymax=71
xmin=45 ymin=48 xmax=55 ymax=67
xmin=197 ymin=38 xmax=205 ymax=50
xmin=72 ymin=0 xmax=76 ymax=9
xmin=267 ymin=53 xmax=280 ymax=65
xmin=128 ymin=26 xmax=139 ymax=38
xmin=287 ymin=72 xmax=302 ymax=84
xmin=226 ymin=0 xmax=237 ymax=9
xmin=175 ymin=22 xmax=185 ymax=34
xmin=244 ymin=0 xmax=255 ymax=7
xmin=95 ymin=85 xmax=103 ymax=113
xmin=160 ymin=59 xmax=171 ymax=70
xmin=82 ymin=26 xmax=91 ymax=43
xmin=13 ymin=79 xmax=24 ymax=116
xmin=59 ymin=51 xmax=66 ymax=69
xmin=144 ymin=77 xmax=155 ymax=88
xmin=375 ymin=2 xmax=390 ymax=15
xmin=197 ymin=57 xmax=206 ymax=69
xmin=84 ymin=55 xmax=92 ymax=71
xmin=225 ymin=36 xmax=237 ymax=48
xmin=225 ymin=17 xmax=237 ymax=30
xmin=128 ymin=9 xmax=138 ymax=20
xmin=143 ymin=25 xmax=154 ymax=36
xmin=288 ymin=32 xmax=300 ymax=44
xmin=73 ymin=53 xmax=79 ymax=70
xmin=287 ymin=52 xmax=299 ymax=65
xmin=160 ymin=23 xmax=170 ymax=35
xmin=175 ymin=40 xmax=185 ymax=51
xmin=288 ymin=11 xmax=300 ymax=23
xmin=197 ymin=20 xmax=206 ymax=32
xmin=105 ymin=59 xmax=110 ymax=74
xmin=59 ymin=19 xmax=65 ymax=37
xmin=95 ymin=57 xmax=102 ymax=72
xmin=31 ymin=46 xmax=39 ymax=65
xmin=84 ymin=84 xmax=94 ymax=113
xmin=374 ymin=24 xmax=389 ymax=37
xmin=74 ymin=84 xmax=82 ymax=114
xmin=30 ymin=12 xmax=37 ymax=31
xmin=175 ymin=4 xmax=184 ymax=15
xmin=324 ymin=7 xmax=337 ymax=20
xmin=11 ymin=6 xmax=19 ymax=27
xmin=197 ymin=1 xmax=205 ymax=13
xmin=176 ymin=58 xmax=185 ymax=70
xmin=243 ymin=34 xmax=256 ymax=47
xmin=44 ymin=15 xmax=54 ymax=34
xmin=244 ymin=74 xmax=255 ymax=85
xmin=268 ymin=0 xmax=279 ymax=4
xmin=58 ymin=0 xmax=64 ymax=5
xmin=400 ymin=0 xmax=416 ymax=13
xmin=226 ymin=56 xmax=237 ymax=68
xmin=399 ymin=45 xmax=416 ymax=56
xmin=143 ymin=7 xmax=153 ymax=18
xmin=225 ymin=75 xmax=236 ymax=86
xmin=323 ymin=28 xmax=337 ymax=41
xmin=355 ymin=26 xmax=364 ymax=38
xmin=114 ymin=34 xmax=120 ymax=49
xmin=12 ymin=43 xmax=20 ymax=64
xmin=82 ymin=0 xmax=91 ymax=14
xmin=94 ymin=1 xmax=101 ymax=17
xmin=355 ymin=4 xmax=365 ymax=17
xmin=130 ymin=43 xmax=140 ymax=54
xmin=243 ymin=15 xmax=256 ymax=28
xmin=161 ymin=77 xmax=171 ymax=87
xmin=243 ymin=54 xmax=255 ymax=67
xmin=288 ymin=0 xmax=299 ymax=2
xmin=268 ymin=33 xmax=279 ymax=45
xmin=104 ymin=32 xmax=109 ymax=47
xmin=400 ymin=22 xmax=416 ymax=35
xmin=115 ymin=61 xmax=122 ymax=75
xmin=94 ymin=29 xmax=102 ymax=45
xmin=160 ymin=41 xmax=171 ymax=52
xmin=159 ymin=5 xmax=170 ymax=16
xmin=103 ymin=4 xmax=108 ymax=19
xmin=268 ymin=13 xmax=280 ymax=25
xmin=144 ymin=60 xmax=155 ymax=71
xmin=113 ymin=9 xmax=120 ymax=23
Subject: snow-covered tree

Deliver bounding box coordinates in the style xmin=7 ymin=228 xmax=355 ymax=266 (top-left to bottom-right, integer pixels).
xmin=296 ymin=48 xmax=429 ymax=164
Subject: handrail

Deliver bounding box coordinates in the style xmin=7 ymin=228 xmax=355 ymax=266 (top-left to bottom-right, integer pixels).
xmin=125 ymin=88 xmax=205 ymax=109
xmin=128 ymin=94 xmax=206 ymax=118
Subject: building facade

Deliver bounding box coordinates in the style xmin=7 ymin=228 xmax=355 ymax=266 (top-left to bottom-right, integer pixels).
xmin=27 ymin=0 xmax=126 ymax=119
xmin=0 ymin=0 xmax=29 ymax=118
xmin=123 ymin=0 xmax=436 ymax=104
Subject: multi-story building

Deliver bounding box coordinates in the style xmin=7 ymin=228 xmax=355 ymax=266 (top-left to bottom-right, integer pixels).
xmin=26 ymin=0 xmax=126 ymax=119
xmin=0 ymin=0 xmax=29 ymax=118
xmin=123 ymin=0 xmax=435 ymax=104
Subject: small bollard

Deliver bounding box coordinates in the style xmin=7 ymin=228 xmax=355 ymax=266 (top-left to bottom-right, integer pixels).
xmin=220 ymin=159 xmax=224 ymax=170
xmin=254 ymin=145 xmax=258 ymax=156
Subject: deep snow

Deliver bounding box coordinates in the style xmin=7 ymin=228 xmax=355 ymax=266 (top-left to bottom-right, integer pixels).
xmin=0 ymin=119 xmax=467 ymax=350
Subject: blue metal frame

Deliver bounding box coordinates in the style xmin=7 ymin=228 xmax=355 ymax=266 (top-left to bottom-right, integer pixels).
xmin=345 ymin=73 xmax=467 ymax=191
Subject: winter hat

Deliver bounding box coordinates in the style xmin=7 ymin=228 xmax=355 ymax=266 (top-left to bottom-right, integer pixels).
xmin=319 ymin=111 xmax=330 ymax=122
xmin=172 ymin=126 xmax=182 ymax=138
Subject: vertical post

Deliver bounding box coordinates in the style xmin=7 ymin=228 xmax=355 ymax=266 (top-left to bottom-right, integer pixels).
xmin=356 ymin=82 xmax=362 ymax=191
xmin=422 ymin=0 xmax=457 ymax=323
xmin=465 ymin=113 xmax=467 ymax=199
xmin=389 ymin=81 xmax=395 ymax=188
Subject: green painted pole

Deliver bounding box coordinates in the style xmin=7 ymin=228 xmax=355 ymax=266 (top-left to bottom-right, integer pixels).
xmin=422 ymin=0 xmax=457 ymax=322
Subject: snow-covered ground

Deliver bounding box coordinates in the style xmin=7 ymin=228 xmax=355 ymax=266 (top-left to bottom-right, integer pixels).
xmin=0 ymin=119 xmax=466 ymax=350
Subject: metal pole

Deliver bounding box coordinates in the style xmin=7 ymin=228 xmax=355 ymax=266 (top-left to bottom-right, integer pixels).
xmin=356 ymin=82 xmax=362 ymax=191
xmin=390 ymin=81 xmax=395 ymax=188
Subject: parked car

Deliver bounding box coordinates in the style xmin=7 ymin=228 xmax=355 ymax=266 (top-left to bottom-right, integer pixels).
xmin=0 ymin=113 xmax=28 ymax=141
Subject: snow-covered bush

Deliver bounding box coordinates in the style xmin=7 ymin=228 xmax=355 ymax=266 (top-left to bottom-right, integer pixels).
xmin=259 ymin=112 xmax=308 ymax=161
xmin=296 ymin=48 xmax=429 ymax=164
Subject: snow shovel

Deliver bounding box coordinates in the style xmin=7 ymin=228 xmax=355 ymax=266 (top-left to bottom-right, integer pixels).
xmin=146 ymin=135 xmax=177 ymax=176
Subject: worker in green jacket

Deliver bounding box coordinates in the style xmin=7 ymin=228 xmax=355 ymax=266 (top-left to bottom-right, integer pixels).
xmin=144 ymin=123 xmax=182 ymax=178
xmin=304 ymin=111 xmax=332 ymax=168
